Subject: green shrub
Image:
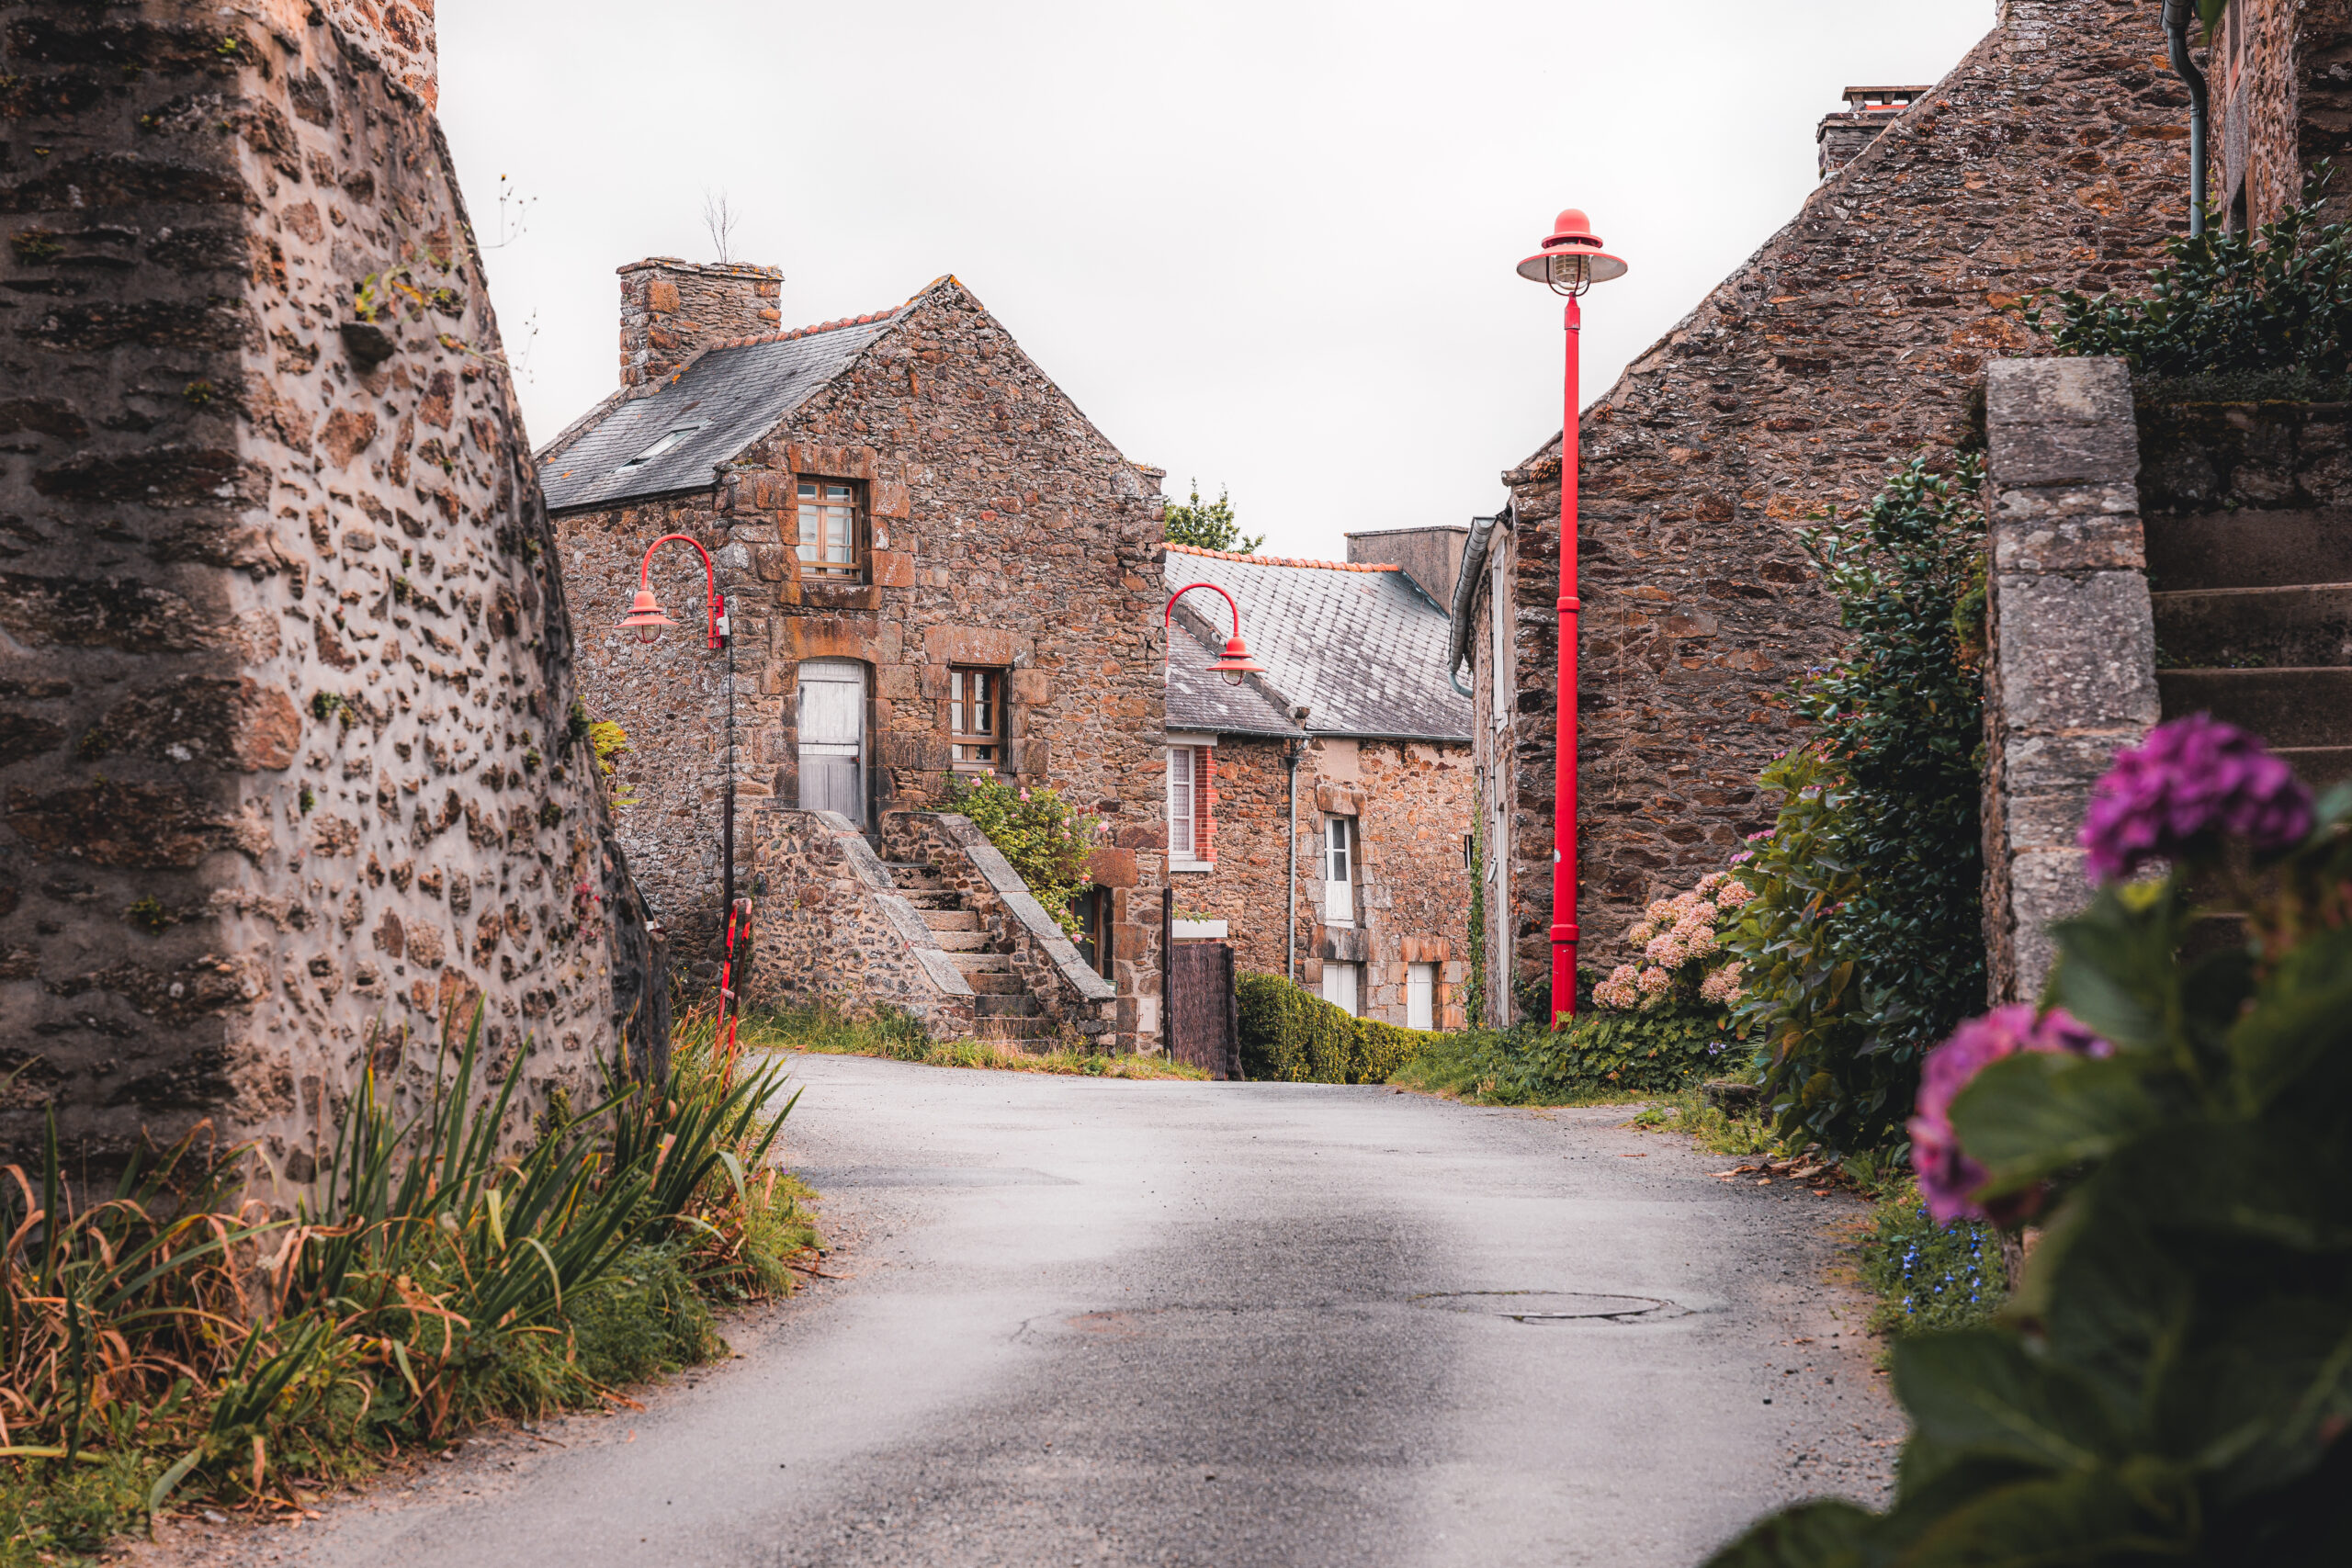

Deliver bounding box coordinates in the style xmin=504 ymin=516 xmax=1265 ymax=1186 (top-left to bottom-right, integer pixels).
xmin=1235 ymin=973 xmax=1434 ymax=1084
xmin=943 ymin=774 xmax=1101 ymax=935
xmin=1387 ymin=1004 xmax=1737 ymax=1103
xmin=2028 ymin=168 xmax=2352 ymax=377
xmin=1727 ymin=456 xmax=1986 ymax=1157
xmin=1704 ymin=730 xmax=2352 ymax=1564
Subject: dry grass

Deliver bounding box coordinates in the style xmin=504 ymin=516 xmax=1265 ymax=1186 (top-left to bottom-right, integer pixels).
xmin=739 ymin=1006 xmax=1209 ymax=1080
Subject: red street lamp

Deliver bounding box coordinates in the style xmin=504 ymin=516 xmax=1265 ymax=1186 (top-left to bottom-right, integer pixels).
xmin=1164 ymin=581 xmax=1264 ymax=685
xmin=1517 ymin=209 xmax=1627 ymax=1025
xmin=616 ymin=533 xmax=746 ymax=1064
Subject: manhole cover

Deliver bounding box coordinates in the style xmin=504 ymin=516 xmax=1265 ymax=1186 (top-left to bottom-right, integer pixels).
xmin=1411 ymin=1291 xmax=1673 ymax=1323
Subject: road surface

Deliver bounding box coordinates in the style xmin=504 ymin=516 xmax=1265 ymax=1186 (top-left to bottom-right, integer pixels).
xmin=167 ymin=1054 xmax=1900 ymax=1568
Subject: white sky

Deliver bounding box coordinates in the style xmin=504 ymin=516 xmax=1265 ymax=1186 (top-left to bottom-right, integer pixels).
xmin=440 ymin=0 xmax=1996 ymax=562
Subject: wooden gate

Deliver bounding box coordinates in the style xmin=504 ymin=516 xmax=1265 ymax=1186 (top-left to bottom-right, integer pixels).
xmin=1168 ymin=942 xmax=1239 ymax=1080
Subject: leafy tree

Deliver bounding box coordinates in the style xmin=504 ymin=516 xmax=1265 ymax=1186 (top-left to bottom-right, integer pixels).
xmin=1163 ymin=481 xmax=1262 ymax=554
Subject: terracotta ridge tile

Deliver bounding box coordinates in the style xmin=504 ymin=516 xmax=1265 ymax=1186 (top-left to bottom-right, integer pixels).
xmin=706 ymin=306 xmax=904 ymax=354
xmin=1164 ymin=544 xmax=1399 ymax=572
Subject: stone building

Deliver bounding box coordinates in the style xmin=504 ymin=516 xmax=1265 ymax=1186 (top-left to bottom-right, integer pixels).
xmin=1164 ymin=537 xmax=1473 ymax=1030
xmin=1454 ymin=0 xmax=2193 ymax=1023
xmin=539 ymin=265 xmax=1171 ymax=1050
xmin=1816 ymin=85 xmax=1932 ymax=180
xmin=0 ymin=1 xmax=662 ymax=1177
xmin=2211 ymin=0 xmax=2352 ymax=231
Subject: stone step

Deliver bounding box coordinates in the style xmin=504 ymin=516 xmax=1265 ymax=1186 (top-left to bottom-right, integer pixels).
xmin=922 ymin=908 xmax=979 ymax=932
xmin=952 ymin=952 xmax=1014 ymax=974
xmin=964 ymin=970 xmax=1027 ymax=996
xmin=2279 ymin=746 xmax=2352 ymax=787
xmin=2158 ymin=667 xmax=2352 ymax=749
xmin=899 ymin=891 xmax=959 ymax=911
xmin=2146 ymin=508 xmax=2352 ymax=592
xmin=976 ymin=993 xmax=1041 ymax=1018
xmin=2152 ymin=584 xmax=2352 ymax=670
xmin=933 ymin=930 xmax=989 ymax=953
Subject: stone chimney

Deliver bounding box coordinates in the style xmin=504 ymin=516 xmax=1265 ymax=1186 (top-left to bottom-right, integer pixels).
xmin=1817 ymin=85 xmax=1930 ymax=179
xmin=617 ymin=258 xmax=785 ymax=390
xmin=1345 ymin=525 xmax=1469 ymax=608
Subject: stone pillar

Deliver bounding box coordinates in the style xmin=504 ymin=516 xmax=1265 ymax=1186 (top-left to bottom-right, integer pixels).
xmin=1981 ymin=357 xmax=2161 ymax=1002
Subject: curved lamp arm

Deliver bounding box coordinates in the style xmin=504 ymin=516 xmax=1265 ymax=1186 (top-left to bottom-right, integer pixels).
xmin=622 ymin=533 xmax=729 ymax=649
xmin=1164 ymin=581 xmax=1243 ymax=639
xmin=1164 ymin=581 xmax=1264 ymax=686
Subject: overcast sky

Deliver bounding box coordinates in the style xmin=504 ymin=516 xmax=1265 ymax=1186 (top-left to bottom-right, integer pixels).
xmin=439 ymin=0 xmax=1996 ymax=562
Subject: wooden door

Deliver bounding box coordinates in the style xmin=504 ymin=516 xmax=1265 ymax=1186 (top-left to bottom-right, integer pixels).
xmin=797 ymin=659 xmax=865 ymax=825
xmin=1169 ymin=942 xmax=1238 ymax=1080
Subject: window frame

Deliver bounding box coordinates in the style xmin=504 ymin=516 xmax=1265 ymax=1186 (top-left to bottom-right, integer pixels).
xmin=947 ymin=665 xmax=1007 ymax=773
xmin=795 ymin=476 xmax=866 ymax=583
xmin=1322 ymin=813 xmax=1355 ymax=925
xmin=1168 ymin=735 xmax=1216 ymax=872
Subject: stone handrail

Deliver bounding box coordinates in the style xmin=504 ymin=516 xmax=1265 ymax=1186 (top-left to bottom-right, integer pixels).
xmin=744 ymin=807 xmax=975 ymax=1038
xmin=883 ymin=812 xmax=1118 ymax=1044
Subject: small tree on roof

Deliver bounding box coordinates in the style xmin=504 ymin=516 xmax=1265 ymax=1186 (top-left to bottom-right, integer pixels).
xmin=1163 ymin=481 xmax=1263 ymax=555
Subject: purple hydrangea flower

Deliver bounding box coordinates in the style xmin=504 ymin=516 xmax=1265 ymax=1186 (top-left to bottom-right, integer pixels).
xmin=1909 ymin=1005 xmax=2111 ymax=1224
xmin=2079 ymin=715 xmax=2312 ymax=883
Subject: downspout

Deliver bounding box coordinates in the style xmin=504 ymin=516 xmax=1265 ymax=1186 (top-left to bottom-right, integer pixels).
xmin=1447 ymin=511 xmax=1504 ymax=697
xmin=2165 ymin=0 xmax=2211 ymax=237
xmin=1285 ymin=733 xmax=1301 ymax=983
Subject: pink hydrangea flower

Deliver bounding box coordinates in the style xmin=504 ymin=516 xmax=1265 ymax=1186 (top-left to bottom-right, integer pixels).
xmin=1909 ymin=1006 xmax=2112 ymax=1223
xmin=1714 ymin=880 xmax=1756 ymax=910
xmin=2080 ymin=715 xmax=2312 ymax=883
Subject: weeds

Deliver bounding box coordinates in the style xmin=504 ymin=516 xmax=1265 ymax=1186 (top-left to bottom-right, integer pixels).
xmin=740 ymin=1006 xmax=1208 ymax=1080
xmin=1855 ymin=1187 xmax=2006 ymax=1339
xmin=0 ymin=1007 xmax=815 ymax=1559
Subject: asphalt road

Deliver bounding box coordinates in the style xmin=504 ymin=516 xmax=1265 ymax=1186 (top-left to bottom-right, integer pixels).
xmin=165 ymin=1054 xmax=1902 ymax=1568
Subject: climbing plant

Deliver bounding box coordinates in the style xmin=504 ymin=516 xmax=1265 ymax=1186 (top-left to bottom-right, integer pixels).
xmin=1727 ymin=457 xmax=1987 ymax=1156
xmin=942 ymin=774 xmax=1101 ymax=936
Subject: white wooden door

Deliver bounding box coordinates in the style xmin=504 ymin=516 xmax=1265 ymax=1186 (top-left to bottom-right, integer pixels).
xmin=1407 ymin=964 xmax=1435 ymax=1031
xmin=1322 ymin=816 xmax=1354 ymax=925
xmin=797 ymin=660 xmax=865 ymax=825
xmin=1321 ymin=961 xmax=1359 ymax=1017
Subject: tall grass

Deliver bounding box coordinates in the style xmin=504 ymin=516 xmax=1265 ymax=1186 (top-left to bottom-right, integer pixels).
xmin=0 ymin=1007 xmax=815 ymax=1561
xmin=741 ymin=1005 xmax=1208 ymax=1079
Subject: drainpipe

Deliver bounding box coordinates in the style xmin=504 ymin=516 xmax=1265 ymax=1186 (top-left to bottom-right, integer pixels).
xmin=2165 ymin=0 xmax=2210 ymax=237
xmin=1446 ymin=511 xmax=1504 ymax=698
xmin=1284 ymin=732 xmax=1302 ymax=983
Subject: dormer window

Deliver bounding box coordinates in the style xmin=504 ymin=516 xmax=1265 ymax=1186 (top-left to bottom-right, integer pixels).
xmin=615 ymin=423 xmax=703 ymax=473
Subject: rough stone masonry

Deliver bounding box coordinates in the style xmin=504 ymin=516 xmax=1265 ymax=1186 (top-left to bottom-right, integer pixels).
xmin=1466 ymin=0 xmax=2195 ymax=1021
xmin=0 ymin=1 xmax=661 ymax=1182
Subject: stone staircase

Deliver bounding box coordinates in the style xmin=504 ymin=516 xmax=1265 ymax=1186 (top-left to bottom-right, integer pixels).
xmin=882 ymin=859 xmax=1057 ymax=1045
xmin=2148 ymin=508 xmax=2352 ymax=786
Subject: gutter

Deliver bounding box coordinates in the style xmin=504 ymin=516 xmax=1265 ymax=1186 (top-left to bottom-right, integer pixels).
xmin=1447 ymin=510 xmax=1507 ymax=697
xmin=2164 ymin=0 xmax=2211 ymax=237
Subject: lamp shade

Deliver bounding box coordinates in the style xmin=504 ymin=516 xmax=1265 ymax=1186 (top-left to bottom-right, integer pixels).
xmin=1207 ymin=636 xmax=1265 ymax=687
xmin=619 ymin=588 xmax=678 ymax=644
xmin=1517 ymin=208 xmax=1627 ymax=288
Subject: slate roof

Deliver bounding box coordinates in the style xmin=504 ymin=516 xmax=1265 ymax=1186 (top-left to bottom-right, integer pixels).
xmin=1163 ymin=545 xmax=1470 ymax=743
xmin=1167 ymin=616 xmax=1301 ymax=739
xmin=538 ymin=310 xmax=902 ymax=513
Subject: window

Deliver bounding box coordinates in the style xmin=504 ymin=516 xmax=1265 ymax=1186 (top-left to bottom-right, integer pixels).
xmin=797 ymin=479 xmax=862 ymax=581
xmin=1323 ymin=815 xmax=1354 ymax=924
xmin=1320 ymin=961 xmax=1360 ymax=1017
xmin=615 ymin=423 xmax=704 ymax=473
xmin=1168 ymin=743 xmax=1214 ymax=868
xmin=1407 ymin=963 xmax=1436 ymax=1031
xmin=948 ymin=666 xmax=1004 ymax=772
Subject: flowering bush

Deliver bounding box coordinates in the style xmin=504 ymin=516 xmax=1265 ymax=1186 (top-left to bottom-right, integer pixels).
xmin=1706 ymin=719 xmax=2352 ymax=1564
xmin=1593 ymin=870 xmax=1752 ymax=1013
xmin=942 ymin=774 xmax=1102 ymax=936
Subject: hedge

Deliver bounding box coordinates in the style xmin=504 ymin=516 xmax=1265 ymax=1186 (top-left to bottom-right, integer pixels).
xmin=1235 ymin=972 xmax=1437 ymax=1084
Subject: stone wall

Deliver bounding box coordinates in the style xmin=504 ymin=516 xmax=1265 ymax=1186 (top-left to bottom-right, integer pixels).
xmin=0 ymin=2 xmax=658 ymax=1179
xmin=1173 ymin=734 xmax=1472 ymax=1029
xmin=742 ymin=807 xmax=975 ymax=1036
xmin=1470 ymin=0 xmax=2192 ymax=1020
xmin=550 ymin=277 xmax=1170 ymax=1050
xmin=1979 ymin=359 xmax=2159 ymax=1003
xmin=2216 ymin=0 xmax=2352 ymax=231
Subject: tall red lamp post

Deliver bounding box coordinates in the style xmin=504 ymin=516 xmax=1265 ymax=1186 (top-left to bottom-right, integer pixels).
xmin=617 ymin=534 xmax=748 ymax=1061
xmin=1517 ymin=210 xmax=1626 ymax=1023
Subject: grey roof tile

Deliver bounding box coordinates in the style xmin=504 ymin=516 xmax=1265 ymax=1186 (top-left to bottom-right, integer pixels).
xmin=538 ymin=313 xmax=899 ymax=512
xmin=1163 ymin=547 xmax=1470 ymax=742
xmin=1167 ymin=617 xmax=1301 ymax=738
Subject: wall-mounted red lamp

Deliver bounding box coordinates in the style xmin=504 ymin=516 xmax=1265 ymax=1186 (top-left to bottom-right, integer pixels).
xmin=619 ymin=533 xmax=729 ymax=649
xmin=1164 ymin=581 xmax=1263 ymax=686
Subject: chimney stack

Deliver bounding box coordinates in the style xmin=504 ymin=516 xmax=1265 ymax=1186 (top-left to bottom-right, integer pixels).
xmin=1344 ymin=525 xmax=1469 ymax=608
xmin=617 ymin=258 xmax=784 ymax=390
xmin=1817 ymin=85 xmax=1930 ymax=179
